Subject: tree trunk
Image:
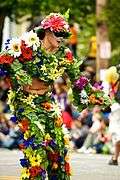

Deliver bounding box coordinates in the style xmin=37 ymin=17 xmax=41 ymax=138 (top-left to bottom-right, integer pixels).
xmin=0 ymin=15 xmax=5 ymax=51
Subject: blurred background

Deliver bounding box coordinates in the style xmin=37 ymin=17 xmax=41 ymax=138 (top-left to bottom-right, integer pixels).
xmin=0 ymin=0 xmax=120 ymax=160
xmin=0 ymin=0 xmax=120 ymax=79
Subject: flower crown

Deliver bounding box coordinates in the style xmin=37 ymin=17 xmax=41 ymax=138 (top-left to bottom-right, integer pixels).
xmin=41 ymin=13 xmax=69 ymax=33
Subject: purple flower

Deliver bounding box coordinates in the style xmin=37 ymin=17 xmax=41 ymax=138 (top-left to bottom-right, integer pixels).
xmin=0 ymin=68 xmax=8 ymax=77
xmin=40 ymin=169 xmax=46 ymax=179
xmin=20 ymin=158 xmax=29 ymax=167
xmin=58 ymin=156 xmax=64 ymax=162
xmin=5 ymin=39 xmax=10 ymax=50
xmin=75 ymin=76 xmax=88 ymax=91
xmin=31 ymin=143 xmax=41 ymax=150
xmin=94 ymin=82 xmax=103 ymax=90
xmin=18 ymin=107 xmax=24 ymax=113
xmin=23 ymin=137 xmax=34 ymax=148
xmin=49 ymin=140 xmax=56 ymax=148
xmin=10 ymin=115 xmax=17 ymax=123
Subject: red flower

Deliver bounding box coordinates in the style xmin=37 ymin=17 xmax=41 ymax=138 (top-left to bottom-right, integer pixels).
xmin=22 ymin=47 xmax=33 ymax=60
xmin=19 ymin=143 xmax=25 ymax=150
xmin=19 ymin=118 xmax=29 ymax=132
xmin=0 ymin=55 xmax=14 ymax=64
xmin=29 ymin=166 xmax=41 ymax=177
xmin=19 ymin=41 xmax=33 ymax=62
xmin=65 ymin=50 xmax=73 ymax=63
xmin=41 ymin=14 xmax=68 ymax=32
xmin=48 ymin=152 xmax=59 ymax=162
xmin=65 ymin=162 xmax=71 ymax=175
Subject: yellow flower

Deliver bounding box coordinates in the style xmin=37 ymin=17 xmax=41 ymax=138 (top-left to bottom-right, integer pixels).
xmin=24 ymin=147 xmax=33 ymax=158
xmin=48 ymin=68 xmax=65 ymax=80
xmin=21 ymin=168 xmax=30 ymax=179
xmin=52 ymin=162 xmax=58 ymax=169
xmin=65 ymin=155 xmax=70 ymax=162
xmin=29 ymin=154 xmax=42 ymax=166
xmin=105 ymin=66 xmax=119 ymax=84
xmin=45 ymin=133 xmax=52 ymax=141
xmin=24 ymin=130 xmax=30 ymax=140
xmin=41 ymin=64 xmax=47 ymax=72
xmin=55 ymin=117 xmax=63 ymax=127
xmin=21 ymin=94 xmax=37 ymax=108
xmin=64 ymin=135 xmax=70 ymax=146
xmin=7 ymin=90 xmax=16 ymax=112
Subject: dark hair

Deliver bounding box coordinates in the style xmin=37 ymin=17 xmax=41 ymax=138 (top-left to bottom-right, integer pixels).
xmin=65 ymin=105 xmax=72 ymax=116
xmin=35 ymin=28 xmax=46 ymax=40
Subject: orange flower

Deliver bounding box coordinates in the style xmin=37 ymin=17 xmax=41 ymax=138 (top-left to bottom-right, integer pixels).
xmin=89 ymin=94 xmax=96 ymax=104
xmin=42 ymin=102 xmax=52 ymax=111
xmin=19 ymin=118 xmax=29 ymax=132
xmin=55 ymin=117 xmax=63 ymax=127
xmin=52 ymin=162 xmax=58 ymax=169
xmin=96 ymin=97 xmax=104 ymax=105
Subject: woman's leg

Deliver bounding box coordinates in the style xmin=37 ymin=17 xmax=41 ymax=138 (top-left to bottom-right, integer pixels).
xmin=109 ymin=141 xmax=120 ymax=165
xmin=113 ymin=141 xmax=120 ymax=160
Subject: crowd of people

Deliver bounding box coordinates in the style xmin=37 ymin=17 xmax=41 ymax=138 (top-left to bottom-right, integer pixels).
xmin=0 ymin=77 xmax=21 ymax=149
xmin=0 ymin=65 xmax=114 ymax=151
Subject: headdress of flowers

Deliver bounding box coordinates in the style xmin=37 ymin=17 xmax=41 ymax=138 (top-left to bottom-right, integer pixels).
xmin=35 ymin=10 xmax=71 ymax=38
xmin=41 ymin=11 xmax=69 ymax=33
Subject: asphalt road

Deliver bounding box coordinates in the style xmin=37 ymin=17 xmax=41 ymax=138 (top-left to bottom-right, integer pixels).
xmin=0 ymin=149 xmax=120 ymax=180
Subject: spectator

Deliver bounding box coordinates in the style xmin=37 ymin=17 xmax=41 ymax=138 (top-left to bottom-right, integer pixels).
xmin=77 ymin=112 xmax=102 ymax=153
xmin=68 ymin=23 xmax=78 ymax=57
xmin=109 ymin=103 xmax=120 ymax=165
xmin=52 ymin=77 xmax=73 ymax=129
xmin=91 ymin=118 xmax=112 ymax=154
xmin=0 ymin=118 xmax=20 ymax=149
xmin=71 ymin=118 xmax=89 ymax=149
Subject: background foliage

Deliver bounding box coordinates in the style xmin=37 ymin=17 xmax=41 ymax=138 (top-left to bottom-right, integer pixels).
xmin=0 ymin=0 xmax=96 ymax=50
xmin=105 ymin=0 xmax=120 ymax=65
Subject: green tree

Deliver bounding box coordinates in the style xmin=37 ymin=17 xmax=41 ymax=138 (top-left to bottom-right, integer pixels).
xmin=105 ymin=0 xmax=120 ymax=65
xmin=0 ymin=0 xmax=95 ymax=50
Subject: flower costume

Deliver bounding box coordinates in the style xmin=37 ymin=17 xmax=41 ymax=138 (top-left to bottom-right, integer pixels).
xmin=0 ymin=12 xmax=111 ymax=180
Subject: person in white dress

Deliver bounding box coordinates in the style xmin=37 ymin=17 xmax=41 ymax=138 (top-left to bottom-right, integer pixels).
xmin=109 ymin=102 xmax=120 ymax=165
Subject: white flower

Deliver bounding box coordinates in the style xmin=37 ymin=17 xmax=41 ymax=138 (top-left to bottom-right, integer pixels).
xmin=8 ymin=38 xmax=21 ymax=57
xmin=80 ymin=89 xmax=88 ymax=104
xmin=21 ymin=31 xmax=40 ymax=51
xmin=51 ymin=101 xmax=62 ymax=117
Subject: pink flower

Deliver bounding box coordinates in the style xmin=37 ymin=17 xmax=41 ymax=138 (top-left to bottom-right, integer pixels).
xmin=41 ymin=13 xmax=69 ymax=32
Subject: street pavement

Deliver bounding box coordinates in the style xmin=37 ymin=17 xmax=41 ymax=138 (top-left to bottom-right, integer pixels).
xmin=0 ymin=149 xmax=120 ymax=180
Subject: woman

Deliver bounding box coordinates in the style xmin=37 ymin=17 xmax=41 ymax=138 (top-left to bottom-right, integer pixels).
xmin=0 ymin=13 xmax=74 ymax=180
xmin=109 ymin=102 xmax=120 ymax=165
